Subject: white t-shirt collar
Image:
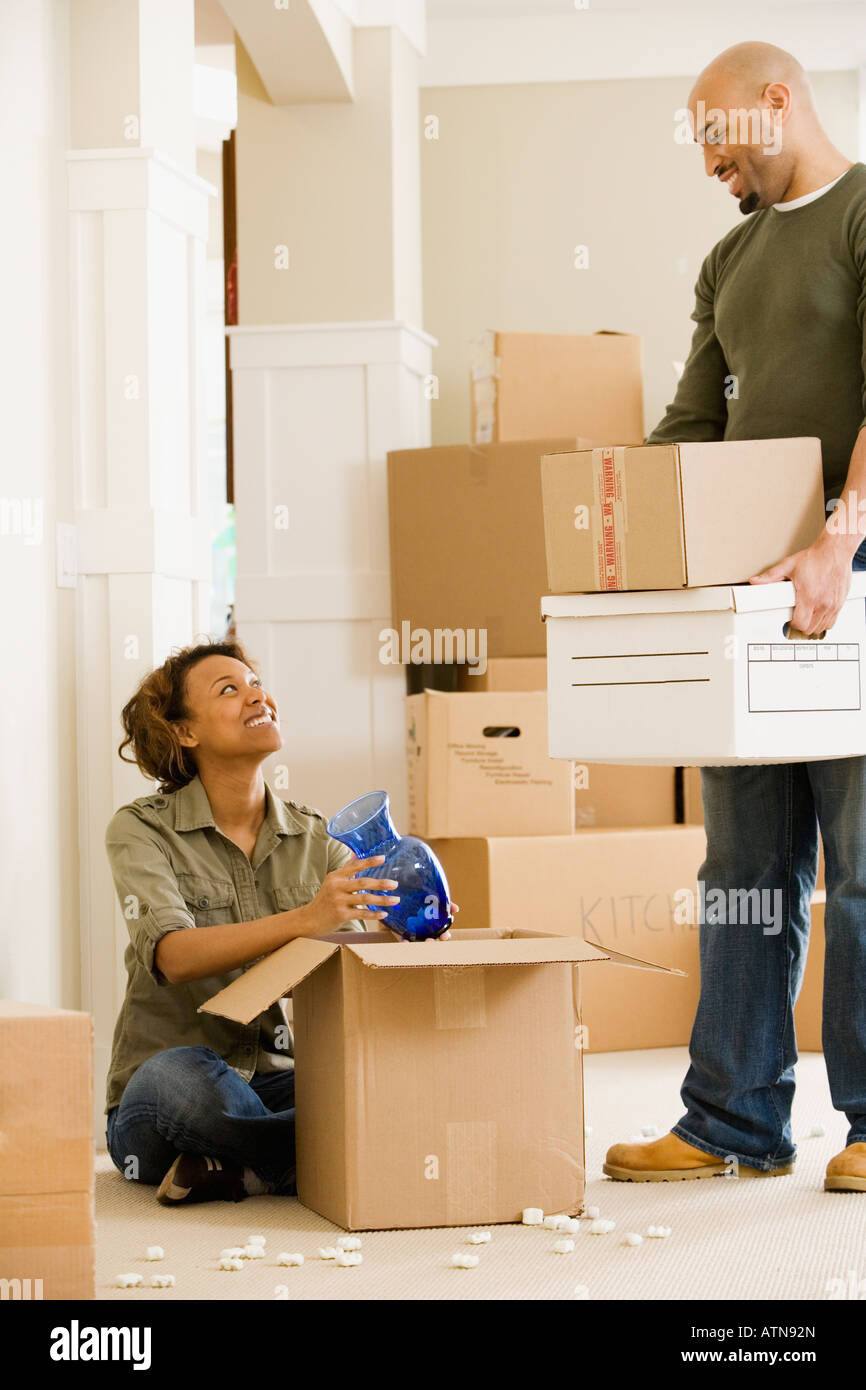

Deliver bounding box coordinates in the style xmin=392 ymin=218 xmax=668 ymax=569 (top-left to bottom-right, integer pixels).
xmin=773 ymin=171 xmax=847 ymax=211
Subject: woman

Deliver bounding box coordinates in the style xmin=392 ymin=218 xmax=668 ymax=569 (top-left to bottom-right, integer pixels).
xmin=104 ymin=639 xmax=453 ymax=1206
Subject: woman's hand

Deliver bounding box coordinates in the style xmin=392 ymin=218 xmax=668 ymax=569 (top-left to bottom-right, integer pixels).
xmin=299 ymin=855 xmax=400 ymax=936
xmin=387 ymin=902 xmax=460 ymax=943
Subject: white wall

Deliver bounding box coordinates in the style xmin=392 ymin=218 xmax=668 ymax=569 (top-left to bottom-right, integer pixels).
xmin=419 ymin=69 xmax=861 ymax=445
xmin=0 ymin=0 xmax=80 ymax=1008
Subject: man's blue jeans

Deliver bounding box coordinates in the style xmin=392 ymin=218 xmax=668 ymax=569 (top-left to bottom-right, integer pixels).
xmin=106 ymin=1047 xmax=297 ymax=1193
xmin=672 ymin=543 xmax=866 ymax=1169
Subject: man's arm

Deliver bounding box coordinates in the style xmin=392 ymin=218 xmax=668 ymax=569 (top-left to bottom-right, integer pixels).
xmin=749 ymin=203 xmax=866 ymax=632
xmin=645 ymin=251 xmax=730 ymax=445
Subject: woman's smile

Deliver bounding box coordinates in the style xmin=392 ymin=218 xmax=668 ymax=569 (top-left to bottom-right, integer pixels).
xmin=244 ymin=708 xmax=277 ymax=729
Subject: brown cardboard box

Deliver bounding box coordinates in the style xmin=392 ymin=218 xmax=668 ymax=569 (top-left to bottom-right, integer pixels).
xmin=542 ymin=437 xmax=825 ymax=592
xmin=387 ymin=437 xmax=588 ymax=659
xmin=469 ymin=330 xmax=644 ymax=446
xmin=456 ymin=657 xmax=547 ymax=692
xmin=406 ymin=690 xmax=574 ymax=838
xmin=201 ymin=928 xmax=678 ymax=1230
xmin=433 ymin=827 xmax=706 ymax=1051
xmin=817 ymin=843 xmax=825 ymax=893
xmin=454 ymin=660 xmax=676 ymax=826
xmin=0 ymin=1193 xmax=94 ymax=1302
xmin=0 ymin=1001 xmax=94 ymax=1300
xmin=573 ymin=765 xmax=676 ymax=829
xmin=682 ymin=766 xmax=703 ymax=825
xmin=794 ymin=893 xmax=825 ymax=1052
xmin=683 ymin=766 xmax=825 ymax=889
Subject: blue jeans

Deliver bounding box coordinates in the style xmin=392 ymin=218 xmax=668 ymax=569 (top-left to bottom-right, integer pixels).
xmin=106 ymin=1046 xmax=297 ymax=1193
xmin=673 ymin=542 xmax=866 ymax=1168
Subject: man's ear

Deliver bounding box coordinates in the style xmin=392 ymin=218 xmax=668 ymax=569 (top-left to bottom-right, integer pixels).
xmin=173 ymin=721 xmax=199 ymax=750
xmin=762 ymin=81 xmax=791 ymax=117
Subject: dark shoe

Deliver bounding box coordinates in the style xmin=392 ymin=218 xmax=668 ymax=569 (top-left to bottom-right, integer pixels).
xmin=156 ymin=1153 xmax=247 ymax=1205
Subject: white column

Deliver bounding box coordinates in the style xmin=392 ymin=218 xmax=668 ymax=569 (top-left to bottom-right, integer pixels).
xmin=230 ymin=13 xmax=430 ymax=827
xmin=68 ymin=147 xmax=213 ymax=1132
xmin=229 ymin=321 xmax=434 ymax=826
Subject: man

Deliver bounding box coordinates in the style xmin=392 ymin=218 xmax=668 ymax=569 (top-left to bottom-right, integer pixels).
xmin=604 ymin=41 xmax=866 ymax=1191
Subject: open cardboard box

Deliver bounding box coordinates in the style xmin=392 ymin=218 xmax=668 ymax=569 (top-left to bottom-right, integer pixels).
xmin=200 ymin=929 xmax=681 ymax=1231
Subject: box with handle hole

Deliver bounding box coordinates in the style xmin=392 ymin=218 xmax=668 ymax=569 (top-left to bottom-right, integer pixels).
xmin=542 ymin=573 xmax=866 ymax=765
xmin=405 ymin=690 xmax=574 ymax=836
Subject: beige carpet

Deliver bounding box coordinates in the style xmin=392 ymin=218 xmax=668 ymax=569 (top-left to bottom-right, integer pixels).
xmin=94 ymin=1047 xmax=866 ymax=1301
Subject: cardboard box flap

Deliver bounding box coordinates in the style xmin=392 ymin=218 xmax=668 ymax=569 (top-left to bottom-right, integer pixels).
xmin=541 ymin=587 xmax=736 ymax=619
xmin=583 ymin=938 xmax=687 ymax=976
xmin=343 ymin=936 xmax=613 ymax=969
xmin=199 ymin=938 xmax=341 ymax=1025
xmin=731 ymin=570 xmax=866 ymax=614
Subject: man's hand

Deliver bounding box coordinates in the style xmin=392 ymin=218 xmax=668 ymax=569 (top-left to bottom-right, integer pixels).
xmin=748 ymin=533 xmax=853 ymax=635
xmin=387 ymin=902 xmax=460 ymax=943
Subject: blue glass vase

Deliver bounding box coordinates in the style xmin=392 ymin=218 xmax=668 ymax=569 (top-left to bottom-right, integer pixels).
xmin=326 ymin=790 xmax=453 ymax=941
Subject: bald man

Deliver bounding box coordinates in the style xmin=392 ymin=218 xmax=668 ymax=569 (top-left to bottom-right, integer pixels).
xmin=604 ymin=42 xmax=866 ymax=1193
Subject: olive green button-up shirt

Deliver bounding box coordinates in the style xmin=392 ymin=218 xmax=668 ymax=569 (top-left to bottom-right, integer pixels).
xmin=103 ymin=774 xmax=364 ymax=1114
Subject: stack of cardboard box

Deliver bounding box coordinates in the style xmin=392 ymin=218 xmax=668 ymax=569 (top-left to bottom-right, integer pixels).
xmin=388 ymin=331 xmax=710 ymax=1053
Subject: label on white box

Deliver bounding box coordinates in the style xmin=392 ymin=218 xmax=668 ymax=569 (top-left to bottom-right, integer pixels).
xmin=747 ymin=642 xmax=861 ymax=713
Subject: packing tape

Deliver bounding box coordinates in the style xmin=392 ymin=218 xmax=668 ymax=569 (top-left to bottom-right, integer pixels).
xmin=471 ymin=343 xmax=499 ymax=442
xmin=469 ymin=331 xmax=499 ymax=382
xmin=472 ymin=395 xmax=495 ymax=444
xmin=434 ymin=968 xmax=487 ymax=1030
xmin=571 ymin=963 xmax=585 ymax=1052
xmin=446 ymin=1119 xmax=497 ymax=1224
xmin=571 ymin=963 xmax=582 ymax=1023
xmin=590 ymin=446 xmax=629 ymax=590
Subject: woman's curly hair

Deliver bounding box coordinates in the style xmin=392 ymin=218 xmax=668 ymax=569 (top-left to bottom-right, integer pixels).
xmin=118 ymin=639 xmax=257 ymax=792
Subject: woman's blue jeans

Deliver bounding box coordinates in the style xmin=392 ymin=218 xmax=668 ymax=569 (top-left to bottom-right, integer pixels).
xmin=106 ymin=1046 xmax=297 ymax=1193
xmin=672 ymin=542 xmax=866 ymax=1168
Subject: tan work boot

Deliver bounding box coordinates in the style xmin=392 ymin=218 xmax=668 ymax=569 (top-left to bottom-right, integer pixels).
xmin=825 ymin=1142 xmax=866 ymax=1192
xmin=603 ymin=1131 xmax=794 ymax=1182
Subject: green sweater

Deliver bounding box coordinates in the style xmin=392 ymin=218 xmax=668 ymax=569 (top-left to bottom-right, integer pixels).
xmin=646 ymin=163 xmax=866 ymax=509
